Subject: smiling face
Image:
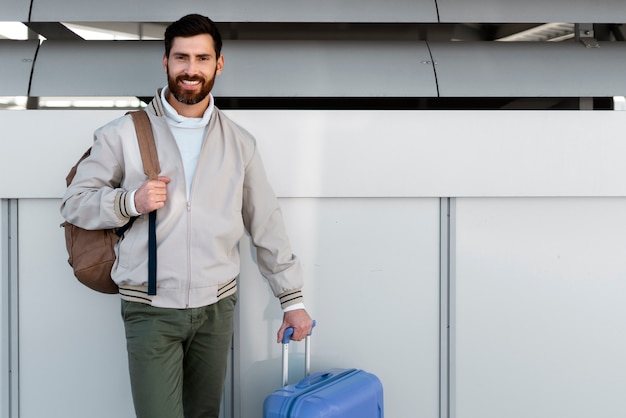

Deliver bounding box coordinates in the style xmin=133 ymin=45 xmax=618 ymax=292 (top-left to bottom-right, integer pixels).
xmin=163 ymin=34 xmax=224 ymax=117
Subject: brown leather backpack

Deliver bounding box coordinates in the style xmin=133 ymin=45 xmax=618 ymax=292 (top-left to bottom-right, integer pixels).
xmin=62 ymin=110 xmax=160 ymax=294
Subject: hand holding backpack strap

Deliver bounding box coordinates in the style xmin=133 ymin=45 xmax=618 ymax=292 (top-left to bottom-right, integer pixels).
xmin=128 ymin=110 xmax=160 ymax=296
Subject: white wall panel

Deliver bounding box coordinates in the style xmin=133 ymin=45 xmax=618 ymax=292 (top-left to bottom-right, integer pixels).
xmin=29 ymin=0 xmax=438 ymax=22
xmin=437 ymin=0 xmax=626 ymax=23
xmin=12 ymin=197 xmax=441 ymax=418
xmin=455 ymin=197 xmax=626 ymax=418
xmin=0 ymin=110 xmax=125 ymax=198
xmin=2 ymin=110 xmax=626 ymax=199
xmin=17 ymin=198 xmax=135 ymax=418
xmin=235 ymin=197 xmax=441 ymax=418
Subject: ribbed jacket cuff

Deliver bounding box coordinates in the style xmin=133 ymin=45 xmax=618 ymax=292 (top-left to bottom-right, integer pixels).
xmin=278 ymin=289 xmax=304 ymax=310
xmin=114 ymin=190 xmax=137 ymax=220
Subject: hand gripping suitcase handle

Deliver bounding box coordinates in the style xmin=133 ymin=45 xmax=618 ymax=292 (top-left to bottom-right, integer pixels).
xmin=281 ymin=320 xmax=316 ymax=344
xmin=282 ymin=320 xmax=316 ymax=387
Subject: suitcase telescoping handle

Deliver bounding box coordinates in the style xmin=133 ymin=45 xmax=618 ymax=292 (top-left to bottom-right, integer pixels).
xmin=281 ymin=320 xmax=316 ymax=387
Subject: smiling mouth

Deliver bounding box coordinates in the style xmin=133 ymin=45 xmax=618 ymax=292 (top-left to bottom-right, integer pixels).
xmin=179 ymin=79 xmax=202 ymax=89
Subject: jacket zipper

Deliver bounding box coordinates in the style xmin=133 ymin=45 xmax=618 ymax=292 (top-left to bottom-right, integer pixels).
xmin=185 ymin=200 xmax=192 ymax=308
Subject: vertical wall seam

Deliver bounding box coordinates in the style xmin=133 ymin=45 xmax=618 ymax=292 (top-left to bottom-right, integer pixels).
xmin=439 ymin=197 xmax=450 ymax=418
xmin=448 ymin=198 xmax=456 ymax=418
xmin=26 ymin=41 xmax=41 ymax=99
xmin=7 ymin=200 xmax=19 ymax=418
xmin=425 ymin=41 xmax=441 ymax=97
xmin=27 ymin=0 xmax=34 ymax=21
xmin=448 ymin=197 xmax=457 ymax=418
xmin=440 ymin=197 xmax=456 ymax=418
xmin=1 ymin=200 xmax=8 ymax=418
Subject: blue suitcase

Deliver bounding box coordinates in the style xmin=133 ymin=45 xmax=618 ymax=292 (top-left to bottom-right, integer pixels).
xmin=263 ymin=324 xmax=384 ymax=418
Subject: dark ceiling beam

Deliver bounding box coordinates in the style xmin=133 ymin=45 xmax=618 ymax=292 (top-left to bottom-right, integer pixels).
xmin=24 ymin=22 xmax=84 ymax=40
xmin=610 ymin=24 xmax=625 ymax=41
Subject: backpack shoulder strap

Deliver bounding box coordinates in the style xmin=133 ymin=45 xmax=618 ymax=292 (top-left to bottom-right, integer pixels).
xmin=126 ymin=109 xmax=160 ymax=296
xmin=128 ymin=110 xmax=160 ymax=181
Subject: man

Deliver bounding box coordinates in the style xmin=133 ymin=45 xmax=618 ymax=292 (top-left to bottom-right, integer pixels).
xmin=60 ymin=14 xmax=313 ymax=418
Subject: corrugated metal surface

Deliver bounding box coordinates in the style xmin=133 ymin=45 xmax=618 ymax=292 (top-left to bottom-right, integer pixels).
xmin=437 ymin=0 xmax=626 ymax=23
xmin=29 ymin=40 xmax=438 ymax=97
xmin=430 ymin=41 xmax=626 ymax=97
xmin=28 ymin=0 xmax=439 ymax=22
xmin=0 ymin=0 xmax=30 ymax=21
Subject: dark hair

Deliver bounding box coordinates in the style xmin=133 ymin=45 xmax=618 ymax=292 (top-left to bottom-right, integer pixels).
xmin=164 ymin=14 xmax=223 ymax=58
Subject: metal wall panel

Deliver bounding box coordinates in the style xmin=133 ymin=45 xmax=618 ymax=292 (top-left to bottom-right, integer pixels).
xmin=16 ymin=198 xmax=136 ymax=418
xmin=26 ymin=39 xmax=626 ymax=99
xmin=429 ymin=41 xmax=626 ymax=97
xmin=29 ymin=40 xmax=437 ymax=98
xmin=455 ymin=197 xmax=626 ymax=418
xmin=0 ymin=40 xmax=38 ymax=97
xmin=214 ymin=40 xmax=436 ymax=98
xmin=437 ymin=0 xmax=626 ymax=23
xmin=29 ymin=0 xmax=438 ymax=22
xmin=3 ymin=110 xmax=626 ymax=199
xmin=235 ymin=197 xmax=441 ymax=418
xmin=29 ymin=40 xmax=164 ymax=97
xmin=0 ymin=0 xmax=30 ymax=21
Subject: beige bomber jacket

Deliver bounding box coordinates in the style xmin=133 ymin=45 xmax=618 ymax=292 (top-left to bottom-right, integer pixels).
xmin=60 ymin=90 xmax=304 ymax=309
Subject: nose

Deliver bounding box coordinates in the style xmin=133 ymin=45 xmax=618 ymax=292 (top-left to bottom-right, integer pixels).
xmin=184 ymin=63 xmax=197 ymax=76
xmin=183 ymin=59 xmax=200 ymax=76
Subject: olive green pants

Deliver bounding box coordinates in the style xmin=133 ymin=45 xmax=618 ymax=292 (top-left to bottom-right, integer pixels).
xmin=121 ymin=294 xmax=236 ymax=418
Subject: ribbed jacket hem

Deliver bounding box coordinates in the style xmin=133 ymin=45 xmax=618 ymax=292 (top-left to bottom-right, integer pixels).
xmin=119 ymin=278 xmax=238 ymax=309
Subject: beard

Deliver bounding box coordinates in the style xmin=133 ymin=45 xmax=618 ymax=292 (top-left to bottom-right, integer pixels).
xmin=167 ymin=66 xmax=216 ymax=105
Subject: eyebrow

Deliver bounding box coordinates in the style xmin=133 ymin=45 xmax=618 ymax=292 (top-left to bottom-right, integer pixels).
xmin=172 ymin=52 xmax=213 ymax=58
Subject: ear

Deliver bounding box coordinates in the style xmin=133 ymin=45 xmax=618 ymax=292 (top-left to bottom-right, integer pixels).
xmin=216 ymin=54 xmax=224 ymax=76
xmin=162 ymin=53 xmax=168 ymax=73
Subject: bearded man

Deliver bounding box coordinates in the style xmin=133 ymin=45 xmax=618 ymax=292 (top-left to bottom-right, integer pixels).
xmin=60 ymin=14 xmax=313 ymax=418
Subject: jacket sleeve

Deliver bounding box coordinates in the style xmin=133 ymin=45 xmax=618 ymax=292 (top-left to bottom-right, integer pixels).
xmin=241 ymin=142 xmax=305 ymax=310
xmin=60 ymin=122 xmax=135 ymax=230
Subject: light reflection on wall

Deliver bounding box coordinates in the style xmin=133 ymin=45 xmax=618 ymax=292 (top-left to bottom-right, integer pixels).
xmin=0 ymin=97 xmax=144 ymax=110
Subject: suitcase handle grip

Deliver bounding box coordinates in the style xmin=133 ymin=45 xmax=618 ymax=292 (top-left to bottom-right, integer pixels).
xmin=295 ymin=371 xmax=332 ymax=388
xmin=281 ymin=320 xmax=316 ymax=344
xmin=295 ymin=369 xmax=356 ymax=389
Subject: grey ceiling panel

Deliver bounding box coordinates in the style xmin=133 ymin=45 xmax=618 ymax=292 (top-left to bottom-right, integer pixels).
xmin=29 ymin=40 xmax=438 ymax=98
xmin=30 ymin=40 xmax=165 ymax=97
xmin=29 ymin=0 xmax=438 ymax=22
xmin=429 ymin=41 xmax=626 ymax=97
xmin=0 ymin=40 xmax=39 ymax=96
xmin=0 ymin=0 xmax=31 ymax=21
xmin=213 ymin=40 xmax=437 ymax=97
xmin=437 ymin=0 xmax=626 ymax=23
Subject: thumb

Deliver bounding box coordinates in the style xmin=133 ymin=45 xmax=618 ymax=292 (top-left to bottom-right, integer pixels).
xmin=276 ymin=323 xmax=290 ymax=344
xmin=157 ymin=176 xmax=171 ymax=184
